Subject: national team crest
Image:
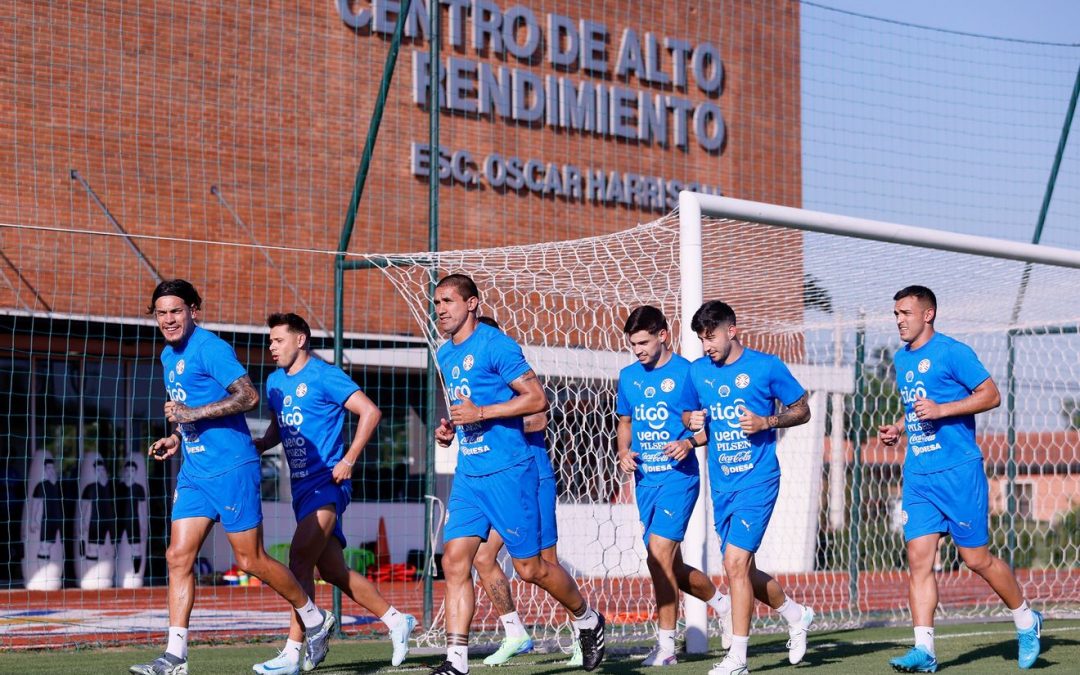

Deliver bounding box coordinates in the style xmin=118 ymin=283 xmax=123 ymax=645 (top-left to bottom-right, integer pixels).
xmin=296 ymin=383 xmax=308 ymax=397
xmin=463 ymin=355 xmax=475 ymax=371
xmin=735 ymin=374 xmax=750 ymax=389
xmin=918 ymin=359 xmax=931 ymax=373
xmin=644 ymin=386 xmax=656 ymax=399
xmin=283 ymin=395 xmax=293 ymax=407
xmin=719 ymin=385 xmax=731 ymax=397
xmin=176 ymin=360 xmax=185 ymax=375
xmin=660 ymin=378 xmax=675 ymax=393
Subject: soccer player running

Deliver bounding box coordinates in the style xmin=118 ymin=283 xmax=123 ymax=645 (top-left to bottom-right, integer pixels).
xmin=431 ymin=274 xmax=605 ymax=674
xmin=677 ymin=301 xmax=815 ymax=675
xmin=469 ymin=316 xmax=582 ymax=667
xmin=132 ymin=281 xmax=334 ymax=675
xmin=616 ymin=305 xmax=733 ymax=665
xmin=881 ymin=286 xmax=1041 ymax=673
xmin=251 ymin=313 xmax=415 ymax=675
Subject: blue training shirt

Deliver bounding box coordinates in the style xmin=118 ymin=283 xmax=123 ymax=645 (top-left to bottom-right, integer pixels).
xmin=266 ymin=356 xmax=361 ymax=501
xmin=677 ymin=347 xmax=805 ymax=492
xmin=160 ymin=326 xmax=259 ymax=478
xmin=437 ymin=322 xmax=533 ymax=476
xmin=528 ymin=430 xmax=556 ymax=480
xmin=893 ymin=332 xmax=990 ymax=475
xmin=616 ymin=353 xmax=699 ymax=486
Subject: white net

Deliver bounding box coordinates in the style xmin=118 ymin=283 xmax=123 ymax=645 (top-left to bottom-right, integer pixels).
xmin=372 ymin=204 xmax=1080 ymax=647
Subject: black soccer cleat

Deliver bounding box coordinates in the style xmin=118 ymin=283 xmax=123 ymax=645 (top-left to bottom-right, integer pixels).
xmin=430 ymin=660 xmax=468 ymax=675
xmin=577 ymin=611 xmax=606 ymax=671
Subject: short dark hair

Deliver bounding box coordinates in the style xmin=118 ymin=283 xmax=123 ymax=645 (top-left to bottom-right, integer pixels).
xmin=893 ymin=285 xmax=937 ymax=314
xmin=690 ymin=300 xmax=737 ymax=334
xmin=623 ymin=305 xmax=668 ymax=335
xmin=477 ymin=315 xmax=500 ymax=329
xmin=436 ymin=274 xmax=480 ymax=302
xmin=267 ymin=312 xmax=312 ymax=348
xmin=147 ymin=279 xmax=202 ymax=315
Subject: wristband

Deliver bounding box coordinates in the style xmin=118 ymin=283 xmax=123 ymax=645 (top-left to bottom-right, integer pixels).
xmin=341 ymin=458 xmax=355 ymax=467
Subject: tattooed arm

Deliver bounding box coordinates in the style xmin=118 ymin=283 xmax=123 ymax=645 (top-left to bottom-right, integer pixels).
xmin=739 ymin=392 xmax=811 ymax=435
xmin=448 ymin=370 xmax=548 ymax=426
xmin=164 ymin=375 xmax=260 ymax=424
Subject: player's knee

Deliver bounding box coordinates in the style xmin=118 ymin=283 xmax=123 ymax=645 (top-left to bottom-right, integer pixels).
xmin=318 ymin=564 xmax=350 ymax=588
xmin=166 ymin=544 xmax=195 ymax=572
xmin=473 ymin=551 xmax=497 ymax=575
xmin=959 ymin=548 xmax=993 ymax=574
xmin=512 ymin=558 xmax=545 ymax=584
xmin=723 ymin=554 xmax=750 ymax=579
xmin=442 ymin=552 xmax=472 ymax=581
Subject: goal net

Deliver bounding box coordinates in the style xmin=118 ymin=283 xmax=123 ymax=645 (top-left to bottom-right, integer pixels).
xmin=372 ymin=194 xmax=1080 ymax=649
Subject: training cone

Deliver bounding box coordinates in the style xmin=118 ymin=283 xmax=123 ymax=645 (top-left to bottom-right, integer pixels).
xmin=375 ymin=516 xmax=391 ymax=569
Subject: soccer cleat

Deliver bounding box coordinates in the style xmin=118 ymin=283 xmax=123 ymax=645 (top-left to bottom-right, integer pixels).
xmin=1017 ymin=610 xmax=1042 ymax=669
xmin=390 ymin=613 xmax=417 ymax=666
xmin=304 ymin=610 xmax=335 ymax=670
xmin=252 ymin=650 xmax=300 ymax=675
xmin=889 ymin=646 xmax=938 ymax=673
xmin=786 ymin=606 xmax=815 ymax=664
xmin=482 ymin=634 xmax=534 ymax=666
xmin=577 ymin=612 xmax=606 ymax=671
xmin=641 ymin=645 xmax=678 ymax=666
xmin=129 ymin=653 xmax=188 ymax=675
xmin=719 ymin=606 xmax=734 ymax=650
xmin=431 ymin=660 xmax=468 ymax=675
xmin=708 ymin=654 xmax=749 ymax=675
xmin=566 ymin=640 xmax=583 ymax=667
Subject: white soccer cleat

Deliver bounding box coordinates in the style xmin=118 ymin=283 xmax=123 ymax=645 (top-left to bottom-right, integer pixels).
xmin=129 ymin=653 xmax=188 ymax=675
xmin=708 ymin=654 xmax=749 ymax=675
xmin=641 ymin=645 xmax=678 ymax=666
xmin=304 ymin=610 xmax=335 ymax=669
xmin=252 ymin=649 xmax=300 ymax=675
xmin=786 ymin=606 xmax=815 ymax=665
xmin=719 ymin=606 xmax=734 ymax=650
xmin=390 ymin=614 xmax=416 ymax=666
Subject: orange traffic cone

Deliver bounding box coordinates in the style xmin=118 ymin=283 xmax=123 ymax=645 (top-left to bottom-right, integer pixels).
xmin=375 ymin=516 xmax=391 ymax=569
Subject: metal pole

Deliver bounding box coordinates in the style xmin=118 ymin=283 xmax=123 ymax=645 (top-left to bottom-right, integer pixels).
xmin=422 ymin=0 xmax=441 ymax=630
xmin=70 ymin=169 xmax=163 ymax=284
xmin=1006 ymin=330 xmax=1018 ymax=567
xmin=847 ymin=319 xmax=866 ymax=611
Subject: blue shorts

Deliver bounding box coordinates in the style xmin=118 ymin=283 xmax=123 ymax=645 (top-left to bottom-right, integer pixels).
xmin=711 ymin=477 xmax=780 ymax=554
xmin=293 ymin=480 xmax=351 ymax=549
xmin=637 ymin=472 xmax=699 ymax=546
xmin=445 ymin=459 xmax=542 ymax=559
xmin=538 ymin=475 xmax=558 ymax=550
xmin=903 ymin=458 xmax=989 ymax=548
xmin=172 ymin=461 xmax=262 ymax=533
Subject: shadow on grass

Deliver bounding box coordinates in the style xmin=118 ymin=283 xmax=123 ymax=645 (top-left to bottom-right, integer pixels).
xmin=942 ymin=633 xmax=1080 ymax=671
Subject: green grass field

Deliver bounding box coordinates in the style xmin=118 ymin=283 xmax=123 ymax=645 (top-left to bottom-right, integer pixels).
xmin=2 ymin=621 xmax=1077 ymax=674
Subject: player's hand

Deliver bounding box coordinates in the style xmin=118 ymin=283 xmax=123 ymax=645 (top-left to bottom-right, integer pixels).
xmin=878 ymin=423 xmax=902 ymax=446
xmin=664 ymin=438 xmax=694 ymax=462
xmin=913 ymin=395 xmax=943 ymax=421
xmin=331 ymin=459 xmax=354 ymax=484
xmin=617 ymin=451 xmax=639 ymax=474
xmin=687 ymin=409 xmax=707 ymax=432
xmin=164 ymin=400 xmax=197 ymax=424
xmin=449 ymin=397 xmax=483 ymax=426
xmin=435 ymin=418 xmax=456 ymax=447
xmin=738 ymin=410 xmax=768 ymax=435
xmin=148 ymin=435 xmax=180 ymax=461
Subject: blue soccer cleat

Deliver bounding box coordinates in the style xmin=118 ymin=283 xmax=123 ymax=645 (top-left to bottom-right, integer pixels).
xmin=889 ymin=646 xmax=938 ymax=673
xmin=1017 ymin=610 xmax=1042 ymax=669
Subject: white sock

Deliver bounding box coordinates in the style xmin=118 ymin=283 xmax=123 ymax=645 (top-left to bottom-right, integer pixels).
xmin=282 ymin=639 xmax=303 ymax=664
xmin=777 ymin=597 xmax=805 ymax=625
xmin=297 ymin=599 xmax=323 ymax=631
xmin=500 ymin=611 xmax=528 ymax=639
xmin=914 ymin=626 xmax=935 ymax=656
xmin=381 ymin=606 xmax=404 ymax=630
xmin=708 ymin=590 xmax=731 ymax=615
xmin=729 ymin=634 xmax=749 ymax=663
xmin=1011 ymin=601 xmax=1035 ymax=631
xmin=448 ymin=645 xmax=469 ymax=672
xmin=571 ymin=607 xmax=598 ymax=631
xmin=166 ymin=626 xmax=188 ymax=660
xmin=657 ymin=628 xmax=677 ymax=654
